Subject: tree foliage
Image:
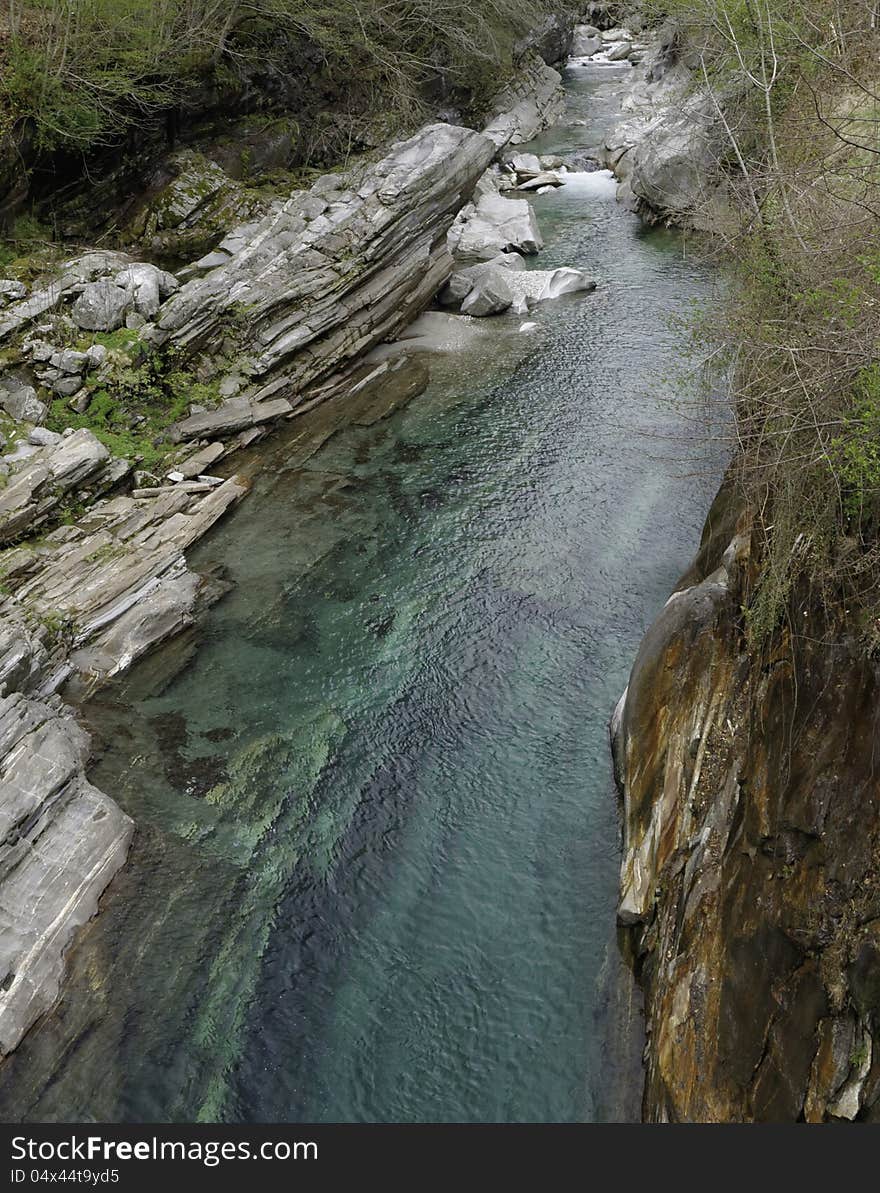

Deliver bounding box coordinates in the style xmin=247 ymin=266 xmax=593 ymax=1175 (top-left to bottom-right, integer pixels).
xmin=666 ymin=1 xmax=880 ymax=644
xmin=0 ymin=0 xmax=548 ymax=152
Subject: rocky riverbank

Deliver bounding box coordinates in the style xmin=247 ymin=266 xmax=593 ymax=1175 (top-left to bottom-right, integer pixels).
xmin=0 ymin=22 xmax=600 ymax=1058
xmin=605 ymin=7 xmax=880 ymax=1123
xmin=612 ymin=484 xmax=880 ymax=1122
xmin=2 ymin=0 xmax=801 ymax=1115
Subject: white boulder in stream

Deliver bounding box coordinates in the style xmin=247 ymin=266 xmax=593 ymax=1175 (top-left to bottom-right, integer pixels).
xmin=460 ymin=266 xmax=516 ymax=317
xmin=443 ymin=262 xmax=595 ymax=318
xmin=439 ymin=253 xmax=525 ymax=312
xmin=506 ymin=267 xmax=596 ymax=307
xmin=571 ymin=26 xmax=603 ymax=57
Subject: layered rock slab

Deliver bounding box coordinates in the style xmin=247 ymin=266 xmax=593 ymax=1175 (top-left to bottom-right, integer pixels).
xmin=0 ymin=473 xmax=247 ymax=1052
xmin=0 ymin=691 xmax=133 ymax=1056
xmin=152 ymin=122 xmax=495 ymax=434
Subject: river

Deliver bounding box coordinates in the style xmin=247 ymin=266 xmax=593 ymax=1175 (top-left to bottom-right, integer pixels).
xmin=0 ymin=61 xmax=724 ymax=1124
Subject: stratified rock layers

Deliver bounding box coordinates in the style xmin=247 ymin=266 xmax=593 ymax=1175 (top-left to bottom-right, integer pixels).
xmin=0 ymin=35 xmax=571 ymax=1056
xmin=0 ymin=693 xmax=133 ymax=1056
xmin=0 ymin=472 xmax=248 ymax=1055
xmin=613 ymin=485 xmax=880 ymax=1122
xmin=0 ymin=118 xmax=507 ymax=1057
xmin=153 ymin=122 xmax=496 ymax=432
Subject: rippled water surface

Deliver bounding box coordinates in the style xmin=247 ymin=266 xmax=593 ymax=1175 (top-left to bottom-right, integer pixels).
xmin=0 ymin=64 xmax=725 ymax=1123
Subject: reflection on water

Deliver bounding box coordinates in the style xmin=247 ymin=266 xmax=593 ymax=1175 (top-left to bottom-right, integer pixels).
xmin=0 ymin=64 xmax=726 ymax=1123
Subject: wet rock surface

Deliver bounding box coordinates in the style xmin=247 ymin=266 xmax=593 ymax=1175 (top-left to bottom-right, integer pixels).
xmin=0 ymin=471 xmax=248 ymax=1055
xmin=0 ymin=691 xmax=133 ymax=1057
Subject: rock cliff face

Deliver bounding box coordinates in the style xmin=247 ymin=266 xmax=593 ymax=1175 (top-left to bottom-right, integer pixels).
xmin=613 ymin=483 xmax=880 ymax=1121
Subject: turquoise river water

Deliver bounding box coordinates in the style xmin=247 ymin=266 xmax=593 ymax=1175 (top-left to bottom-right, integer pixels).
xmin=0 ymin=63 xmax=725 ymax=1123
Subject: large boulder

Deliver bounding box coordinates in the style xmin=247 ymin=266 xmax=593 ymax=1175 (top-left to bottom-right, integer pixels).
xmin=602 ymin=55 xmax=730 ymax=227
xmin=0 ymin=372 xmax=47 ymax=424
xmin=150 ymin=122 xmax=496 ymax=410
xmin=70 ymin=276 xmax=131 ymax=331
xmin=516 ymin=171 xmax=564 ymax=191
xmin=508 ymin=152 xmax=542 ymax=179
xmin=460 ymin=265 xmax=515 ymax=316
xmin=606 ymin=41 xmax=633 ymax=62
xmin=0 ymin=280 xmax=26 ymax=307
xmin=571 ymin=25 xmax=603 ymax=56
xmin=625 ymin=88 xmax=724 ymax=223
xmin=115 ymin=263 xmax=179 ymax=318
xmin=452 ymin=192 xmax=544 ymax=260
xmin=516 ymin=10 xmax=577 ymax=64
xmin=438 ymin=253 xmax=525 ymax=308
xmin=506 ymin=268 xmax=596 ymax=308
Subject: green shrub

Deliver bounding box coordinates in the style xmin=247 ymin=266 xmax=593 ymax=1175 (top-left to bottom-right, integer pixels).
xmin=45 ymin=346 xmax=219 ymax=469
xmin=833 ymin=366 xmax=880 ymax=526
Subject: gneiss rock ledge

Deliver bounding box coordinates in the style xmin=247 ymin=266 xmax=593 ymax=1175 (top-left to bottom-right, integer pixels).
xmin=0 ymin=691 xmax=133 ymax=1057
xmin=152 ymin=122 xmax=496 ymax=439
